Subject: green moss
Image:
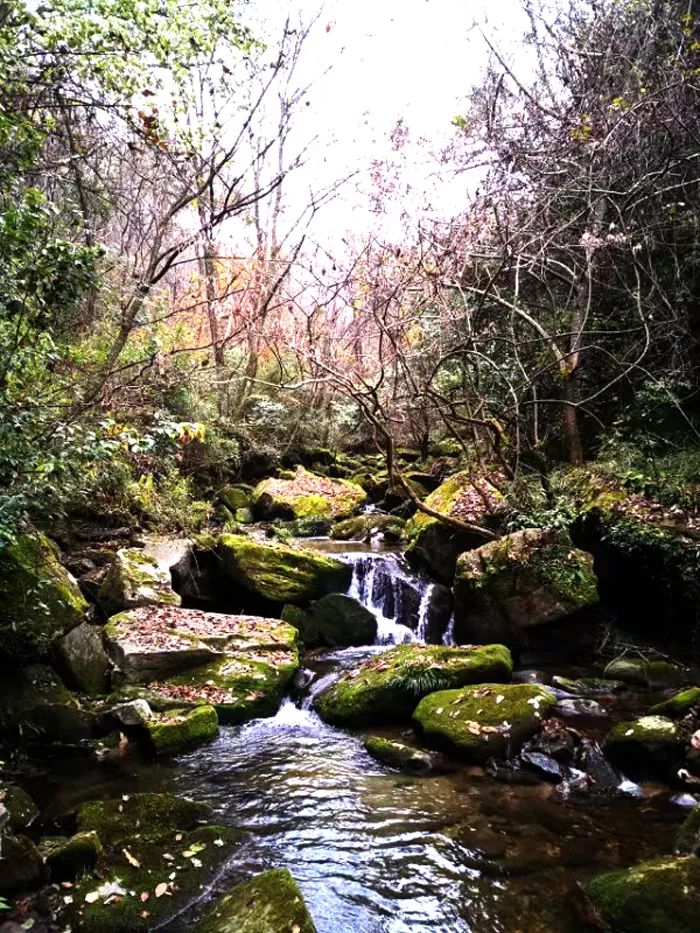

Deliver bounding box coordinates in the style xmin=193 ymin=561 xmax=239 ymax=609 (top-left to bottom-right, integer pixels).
xmin=145 ymin=705 xmax=218 ymax=755
xmin=251 ymin=466 xmax=366 ymax=521
xmin=603 ymin=715 xmax=681 ymax=776
xmin=0 ymin=531 xmax=87 ymax=660
xmin=604 ymin=658 xmax=686 ymax=689
xmin=304 ymin=593 xmax=377 ymax=648
xmin=199 ymin=868 xmax=317 ymax=933
xmin=69 ymin=824 xmax=241 ymax=933
xmin=314 ymin=644 xmax=513 ymax=727
xmin=363 ymin=736 xmax=435 ymax=772
xmin=217 ymin=534 xmax=351 ymax=603
xmin=413 ymin=683 xmax=556 ymax=760
xmin=218 ymin=484 xmax=251 ymax=511
xmin=652 ymin=687 xmax=700 ymax=717
xmin=675 ymin=805 xmax=700 ymax=856
xmin=587 ymin=856 xmax=700 ymax=933
xmin=76 ymin=793 xmax=212 ymax=847
xmin=330 ymin=514 xmax=405 ymax=541
xmin=99 ymin=548 xmax=181 ymax=613
xmin=44 ymin=831 xmax=102 ymax=881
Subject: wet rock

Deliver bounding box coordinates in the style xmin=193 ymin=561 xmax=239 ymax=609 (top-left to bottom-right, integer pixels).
xmin=524 ymin=719 xmax=577 ymax=763
xmin=217 ymin=533 xmax=351 ymax=603
xmin=0 ymin=530 xmax=87 ymax=661
xmin=586 ymin=856 xmax=700 ymax=933
xmin=413 ymin=683 xmax=557 ymax=762
xmin=604 ymin=657 xmax=688 ymax=689
xmin=452 ymin=529 xmax=598 ymax=652
xmin=252 ymin=466 xmax=366 ymax=521
xmin=670 ymin=793 xmax=699 ymax=809
xmin=422 ymin=584 xmax=454 ymax=644
xmin=315 ymin=643 xmax=513 ymax=727
xmin=43 ymin=831 xmax=102 ymax=881
xmin=405 ymin=471 xmax=504 ymax=582
xmin=303 ymin=593 xmax=377 ymax=648
xmin=0 ymin=783 xmax=39 ymax=832
xmin=143 ymin=705 xmax=218 ymax=755
xmin=363 ymin=736 xmax=450 ymax=774
xmin=551 ymin=675 xmax=626 ymax=696
xmin=603 ymin=715 xmax=682 ymax=778
xmin=198 ymin=867 xmax=317 ymax=933
xmin=55 ymin=621 xmax=112 ymax=694
xmin=652 ymin=687 xmax=700 ymax=718
xmin=520 ymin=750 xmax=564 ymax=782
xmin=330 ymin=513 xmax=406 ymax=542
xmin=98 ymin=547 xmax=181 ymax=615
xmin=674 ymin=804 xmax=700 ymax=855
xmin=578 ymin=739 xmax=625 ymax=795
xmin=0 ymin=834 xmax=44 ymax=894
xmin=0 ymin=664 xmax=96 ymax=742
xmin=554 ymin=697 xmax=606 ymax=718
xmin=484 ymin=761 xmax=543 ymax=785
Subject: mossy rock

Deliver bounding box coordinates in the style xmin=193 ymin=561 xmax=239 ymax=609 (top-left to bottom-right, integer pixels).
xmin=453 ymin=528 xmax=598 ymax=649
xmin=217 ymin=484 xmax=252 ymax=512
xmin=132 ymin=649 xmax=299 ymax=725
xmin=98 ymin=547 xmax=181 ymax=615
xmin=43 ymin=831 xmax=102 ymax=881
xmin=55 ymin=620 xmax=112 ymax=695
xmin=0 ymin=531 xmax=87 ymax=660
xmin=652 ymin=687 xmax=700 ymax=718
xmin=0 ymin=833 xmax=44 ymax=894
xmin=280 ymin=603 xmax=312 ymax=638
xmin=76 ymin=792 xmax=212 ymax=847
xmin=551 ymin=675 xmax=626 ymax=697
xmin=603 ymin=715 xmax=682 ymax=777
xmin=330 ymin=514 xmax=405 ymax=542
xmin=217 ymin=534 xmax=351 ymax=603
xmin=413 ymin=682 xmax=556 ymax=761
xmin=199 ymin=867 xmax=317 ymax=933
xmin=314 ymin=644 xmax=513 ymax=727
xmin=405 ymin=472 xmax=504 ymax=582
xmin=303 ymin=593 xmax=377 ymax=648
xmin=144 ymin=705 xmax=218 ymax=755
xmin=251 ymin=466 xmax=366 ymax=521
xmin=586 ymin=856 xmax=700 ymax=933
xmin=68 ymin=824 xmax=241 ymax=932
xmin=235 ymin=507 xmax=254 ymax=524
xmin=0 ymin=663 xmax=96 ymax=742
xmin=604 ymin=657 xmax=687 ymax=689
xmin=363 ymin=736 xmax=444 ymax=774
xmin=0 ymin=782 xmax=39 ymax=831
xmin=675 ymin=804 xmax=700 ymax=856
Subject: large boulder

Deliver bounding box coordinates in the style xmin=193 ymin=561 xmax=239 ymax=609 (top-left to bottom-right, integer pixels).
xmin=98 ymin=547 xmax=181 ymax=615
xmin=55 ymin=621 xmax=112 ymax=694
xmin=217 ymin=534 xmax=351 ymax=604
xmin=405 ymin=472 xmax=504 ymax=582
xmin=314 ymin=643 xmax=512 ymax=727
xmin=199 ymin=868 xmax=317 ymax=933
xmin=586 ymin=856 xmax=700 ymax=933
xmin=0 ymin=531 xmax=87 ymax=660
xmin=251 ymin=466 xmax=366 ymax=521
xmin=452 ymin=529 xmax=598 ymax=651
xmin=413 ymin=682 xmax=557 ymax=761
xmin=302 ymin=593 xmax=377 ymax=648
xmin=105 ymin=606 xmax=300 ymax=725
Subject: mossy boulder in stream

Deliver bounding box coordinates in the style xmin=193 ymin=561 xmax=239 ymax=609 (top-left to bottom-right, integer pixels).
xmin=314 ymin=643 xmax=512 ymax=727
xmin=199 ymin=867 xmax=317 ymax=933
xmin=0 ymin=531 xmax=87 ymax=660
xmin=67 ymin=793 xmax=241 ymax=933
xmin=331 ymin=513 xmax=405 ymax=542
xmin=364 ymin=736 xmax=448 ymax=774
xmin=413 ymin=683 xmax=556 ymax=761
xmin=252 ymin=466 xmax=366 ymax=521
xmin=405 ymin=472 xmax=504 ymax=582
xmin=143 ymin=704 xmax=218 ymax=755
xmin=603 ymin=715 xmax=683 ymax=778
xmin=604 ymin=656 xmax=688 ymax=689
xmin=217 ymin=533 xmax=351 ymax=603
xmin=98 ymin=547 xmax=181 ymax=615
xmin=453 ymin=529 xmax=598 ymax=650
xmin=653 ymin=687 xmax=700 ymax=718
xmin=586 ymin=856 xmax=700 ymax=933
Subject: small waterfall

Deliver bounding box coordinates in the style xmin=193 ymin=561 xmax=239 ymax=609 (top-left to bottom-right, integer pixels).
xmin=345 ymin=553 xmax=432 ymax=645
xmin=416 ymin=583 xmax=435 ymax=642
xmin=442 ymin=613 xmax=456 ymax=646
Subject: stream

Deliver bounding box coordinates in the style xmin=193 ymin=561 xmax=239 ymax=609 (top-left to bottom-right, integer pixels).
xmin=23 ymin=546 xmax=694 ymax=932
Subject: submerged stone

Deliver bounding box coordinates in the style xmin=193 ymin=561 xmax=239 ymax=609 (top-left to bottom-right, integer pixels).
xmin=413 ymin=683 xmax=557 ymax=761
xmin=217 ymin=533 xmax=351 ymax=603
xmin=314 ymin=644 xmax=513 ymax=727
xmin=0 ymin=531 xmax=87 ymax=661
xmin=452 ymin=528 xmax=598 ymax=650
xmin=586 ymin=856 xmax=700 ymax=933
xmin=198 ymin=867 xmax=317 ymax=933
xmin=251 ymin=466 xmax=366 ymax=521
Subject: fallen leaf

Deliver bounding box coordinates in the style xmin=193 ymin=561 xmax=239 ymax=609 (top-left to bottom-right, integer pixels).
xmin=140 ymin=892 xmax=150 ymax=903
xmin=155 ymin=882 xmax=170 ymax=898
xmin=123 ymin=848 xmax=140 ymax=868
